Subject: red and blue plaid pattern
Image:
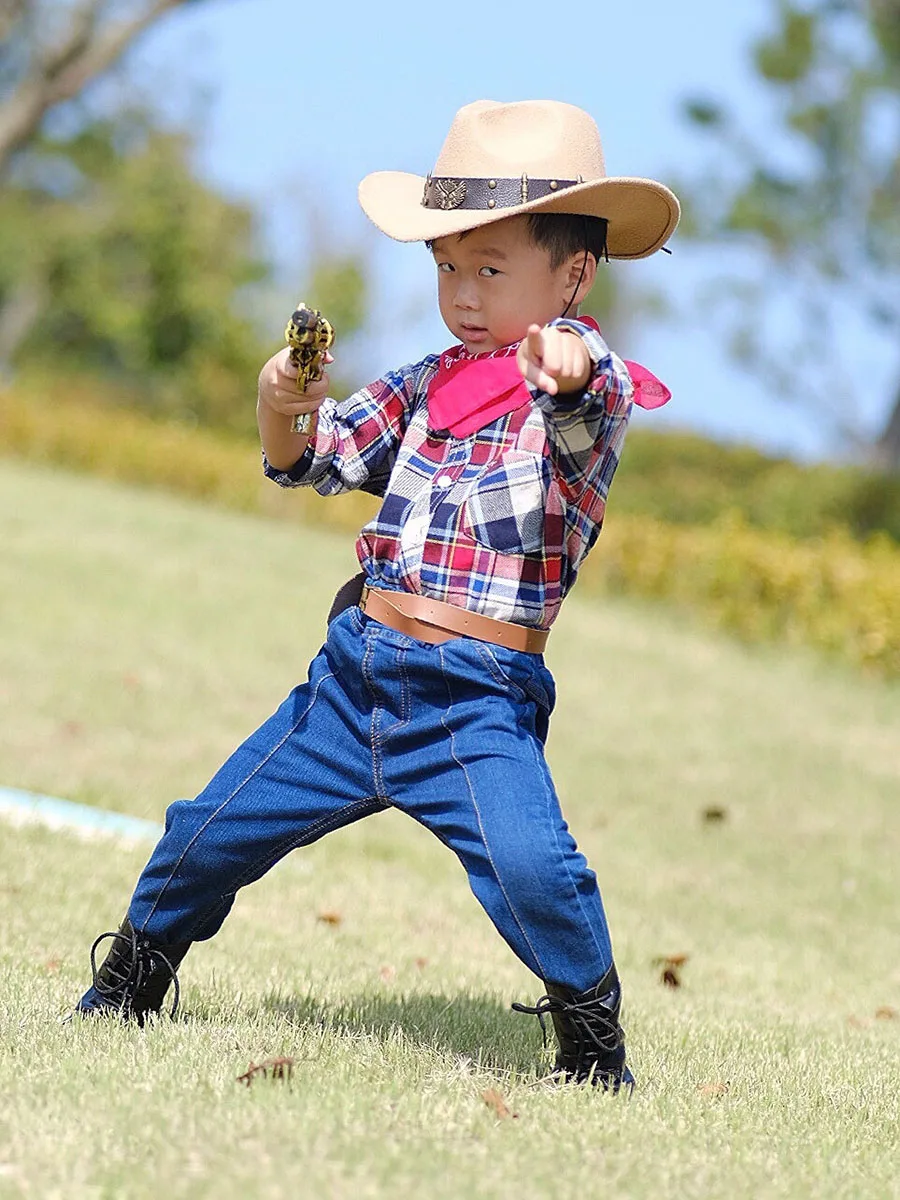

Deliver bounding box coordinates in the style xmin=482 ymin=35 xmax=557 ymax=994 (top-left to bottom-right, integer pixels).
xmin=264 ymin=318 xmax=633 ymax=628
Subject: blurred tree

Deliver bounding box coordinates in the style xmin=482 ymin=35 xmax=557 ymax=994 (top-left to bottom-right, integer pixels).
xmin=680 ymin=0 xmax=900 ymax=470
xmin=0 ymin=0 xmax=372 ymax=435
xmin=0 ymin=110 xmax=276 ymax=432
xmin=0 ymin=113 xmax=372 ymax=433
xmin=580 ymin=266 xmax=667 ymax=357
xmin=0 ymin=0 xmax=208 ymax=178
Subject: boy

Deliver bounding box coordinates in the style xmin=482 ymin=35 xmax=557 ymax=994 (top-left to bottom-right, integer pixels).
xmin=73 ymin=100 xmax=679 ymax=1092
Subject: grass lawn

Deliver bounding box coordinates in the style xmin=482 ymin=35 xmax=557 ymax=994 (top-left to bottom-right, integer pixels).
xmin=1 ymin=457 xmax=899 ymax=1199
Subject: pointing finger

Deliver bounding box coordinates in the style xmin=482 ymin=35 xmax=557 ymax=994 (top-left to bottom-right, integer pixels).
xmin=520 ymin=359 xmax=559 ymax=395
xmin=542 ymin=330 xmax=563 ymax=377
xmin=525 ymin=324 xmax=544 ymax=362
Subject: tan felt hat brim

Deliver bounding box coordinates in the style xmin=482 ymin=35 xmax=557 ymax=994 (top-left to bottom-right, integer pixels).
xmin=358 ymin=171 xmax=680 ymax=260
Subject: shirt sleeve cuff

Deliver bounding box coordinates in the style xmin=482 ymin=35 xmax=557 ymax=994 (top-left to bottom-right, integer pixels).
xmin=261 ymin=441 xmax=317 ymax=487
xmin=529 ymin=316 xmax=633 ymax=421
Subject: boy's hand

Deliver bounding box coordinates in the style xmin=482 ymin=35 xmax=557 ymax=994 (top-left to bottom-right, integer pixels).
xmin=257 ymin=347 xmax=332 ymax=423
xmin=516 ymin=324 xmax=592 ymax=396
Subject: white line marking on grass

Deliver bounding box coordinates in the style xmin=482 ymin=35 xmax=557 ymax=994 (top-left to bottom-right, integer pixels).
xmin=0 ymin=786 xmax=163 ymax=842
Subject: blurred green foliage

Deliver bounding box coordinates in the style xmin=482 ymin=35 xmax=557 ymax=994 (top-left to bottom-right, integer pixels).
xmin=679 ymin=0 xmax=900 ymax=469
xmin=0 ymin=108 xmax=370 ymax=436
xmin=305 ymin=258 xmax=368 ymax=341
xmin=0 ymin=1 xmax=372 ymax=436
xmin=4 ymin=378 xmax=899 ymax=677
xmin=582 ymin=509 xmax=900 ymax=678
xmin=0 ymin=110 xmax=270 ymax=433
xmin=615 ymin=428 xmax=900 ymax=544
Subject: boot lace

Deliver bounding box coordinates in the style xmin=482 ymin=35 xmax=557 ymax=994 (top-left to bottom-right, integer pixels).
xmin=511 ymin=991 xmax=622 ymax=1056
xmin=89 ymin=926 xmax=181 ymax=1019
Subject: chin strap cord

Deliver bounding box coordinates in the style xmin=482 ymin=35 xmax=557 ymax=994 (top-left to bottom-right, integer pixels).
xmin=558 ymin=215 xmax=607 ymax=321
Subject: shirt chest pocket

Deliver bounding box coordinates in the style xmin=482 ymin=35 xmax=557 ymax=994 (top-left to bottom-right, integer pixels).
xmin=462 ymin=451 xmax=548 ymax=556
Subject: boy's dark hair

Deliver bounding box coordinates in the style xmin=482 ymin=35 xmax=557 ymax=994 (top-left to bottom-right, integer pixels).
xmin=427 ymin=213 xmax=609 ymax=269
xmin=526 ymin=213 xmax=609 ymax=270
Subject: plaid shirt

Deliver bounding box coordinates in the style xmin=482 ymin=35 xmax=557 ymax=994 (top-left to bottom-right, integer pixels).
xmin=264 ymin=317 xmax=633 ymax=629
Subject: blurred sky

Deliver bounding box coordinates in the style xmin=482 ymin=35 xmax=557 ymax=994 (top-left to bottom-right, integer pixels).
xmin=124 ymin=0 xmax=888 ymax=461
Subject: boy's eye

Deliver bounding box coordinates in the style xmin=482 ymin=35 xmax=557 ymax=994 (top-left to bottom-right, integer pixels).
xmin=478 ymin=266 xmax=500 ymax=277
xmin=437 ymin=262 xmax=454 ymax=273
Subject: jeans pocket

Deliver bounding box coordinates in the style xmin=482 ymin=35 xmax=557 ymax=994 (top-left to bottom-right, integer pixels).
xmin=474 ymin=642 xmax=553 ymax=711
xmin=462 ymin=451 xmax=547 ymax=555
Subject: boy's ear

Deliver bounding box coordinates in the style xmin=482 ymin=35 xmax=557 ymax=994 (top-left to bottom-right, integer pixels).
xmin=564 ymin=251 xmax=597 ymax=307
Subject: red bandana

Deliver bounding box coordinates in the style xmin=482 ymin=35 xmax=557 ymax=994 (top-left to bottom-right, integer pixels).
xmin=426 ymin=318 xmax=671 ymax=438
xmin=427 ymin=346 xmax=528 ymax=438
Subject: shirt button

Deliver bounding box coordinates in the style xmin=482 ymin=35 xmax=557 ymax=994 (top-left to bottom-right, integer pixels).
xmin=435 ymin=474 xmax=454 ymax=488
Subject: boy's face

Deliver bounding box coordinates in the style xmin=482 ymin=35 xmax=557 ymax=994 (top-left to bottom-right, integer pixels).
xmin=430 ymin=216 xmax=584 ymax=355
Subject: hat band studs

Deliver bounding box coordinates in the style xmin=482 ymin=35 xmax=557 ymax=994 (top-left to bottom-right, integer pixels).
xmin=422 ymin=174 xmax=582 ymax=212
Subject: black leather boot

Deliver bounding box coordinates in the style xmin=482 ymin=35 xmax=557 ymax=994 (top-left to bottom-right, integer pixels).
xmin=513 ymin=965 xmax=635 ymax=1092
xmin=72 ymin=917 xmax=191 ymax=1025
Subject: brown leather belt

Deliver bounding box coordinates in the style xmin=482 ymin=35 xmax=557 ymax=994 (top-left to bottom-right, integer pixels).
xmin=359 ymin=586 xmax=549 ymax=654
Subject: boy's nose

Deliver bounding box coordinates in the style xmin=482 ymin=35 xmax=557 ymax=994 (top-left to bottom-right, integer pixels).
xmin=453 ymin=283 xmax=480 ymax=310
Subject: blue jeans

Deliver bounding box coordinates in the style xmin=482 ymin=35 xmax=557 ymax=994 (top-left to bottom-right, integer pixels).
xmin=128 ymin=607 xmax=614 ymax=992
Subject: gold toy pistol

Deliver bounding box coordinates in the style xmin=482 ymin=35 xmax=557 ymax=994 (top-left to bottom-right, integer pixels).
xmin=285 ymin=303 xmax=335 ymax=434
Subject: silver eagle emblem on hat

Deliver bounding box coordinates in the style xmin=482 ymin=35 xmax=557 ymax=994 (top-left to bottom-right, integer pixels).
xmin=432 ymin=178 xmax=467 ymax=210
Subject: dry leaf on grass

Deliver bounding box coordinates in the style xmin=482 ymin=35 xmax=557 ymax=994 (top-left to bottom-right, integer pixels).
xmin=481 ymin=1088 xmax=517 ymax=1120
xmin=236 ymin=1057 xmax=295 ymax=1087
xmin=702 ymin=806 xmax=727 ymax=823
xmin=697 ymin=1081 xmax=729 ymax=1098
xmin=316 ymin=911 xmax=342 ymax=927
xmin=653 ymin=953 xmax=689 ymax=988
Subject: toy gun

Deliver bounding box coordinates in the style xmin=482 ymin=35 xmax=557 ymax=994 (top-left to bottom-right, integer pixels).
xmin=285 ymin=303 xmax=335 ymax=434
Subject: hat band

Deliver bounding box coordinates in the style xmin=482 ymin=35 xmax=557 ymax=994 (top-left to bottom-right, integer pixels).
xmin=422 ymin=174 xmax=582 ymax=212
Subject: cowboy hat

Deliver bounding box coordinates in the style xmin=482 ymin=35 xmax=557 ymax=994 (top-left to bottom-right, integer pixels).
xmin=358 ymin=100 xmax=680 ymax=260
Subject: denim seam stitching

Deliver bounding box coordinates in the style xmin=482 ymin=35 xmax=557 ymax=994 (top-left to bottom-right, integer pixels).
xmin=436 ymin=643 xmax=548 ymax=980
xmin=362 ymin=635 xmax=387 ymax=800
xmin=380 ymin=645 xmax=411 ymax=739
xmin=225 ymin=796 xmax=383 ymax=891
xmin=527 ymin=731 xmax=608 ymax=977
xmin=373 ymin=706 xmax=385 ymax=798
xmin=361 ymin=634 xmax=378 ymax=794
xmin=141 ymin=671 xmax=336 ymax=928
xmin=187 ymin=797 xmax=387 ymax=935
xmin=474 ymin=642 xmax=527 ymax=703
xmin=404 ymin=645 xmax=411 ymax=719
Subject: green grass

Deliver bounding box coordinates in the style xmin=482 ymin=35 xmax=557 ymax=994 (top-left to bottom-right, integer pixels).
xmin=1 ymin=458 xmax=899 ymax=1199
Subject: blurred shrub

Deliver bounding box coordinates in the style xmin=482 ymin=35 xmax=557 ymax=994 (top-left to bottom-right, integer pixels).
xmin=582 ymin=512 xmax=900 ymax=677
xmin=1 ymin=113 xmax=367 ymax=441
xmin=1 ymin=115 xmax=272 ymax=438
xmin=614 ymin=429 xmax=900 ymax=544
xmin=0 ymin=376 xmax=377 ymax=533
xmin=2 ymin=382 xmax=898 ymax=677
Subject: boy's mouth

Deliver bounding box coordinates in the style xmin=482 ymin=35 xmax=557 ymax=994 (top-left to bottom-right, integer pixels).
xmin=460 ymin=323 xmax=490 ymax=345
